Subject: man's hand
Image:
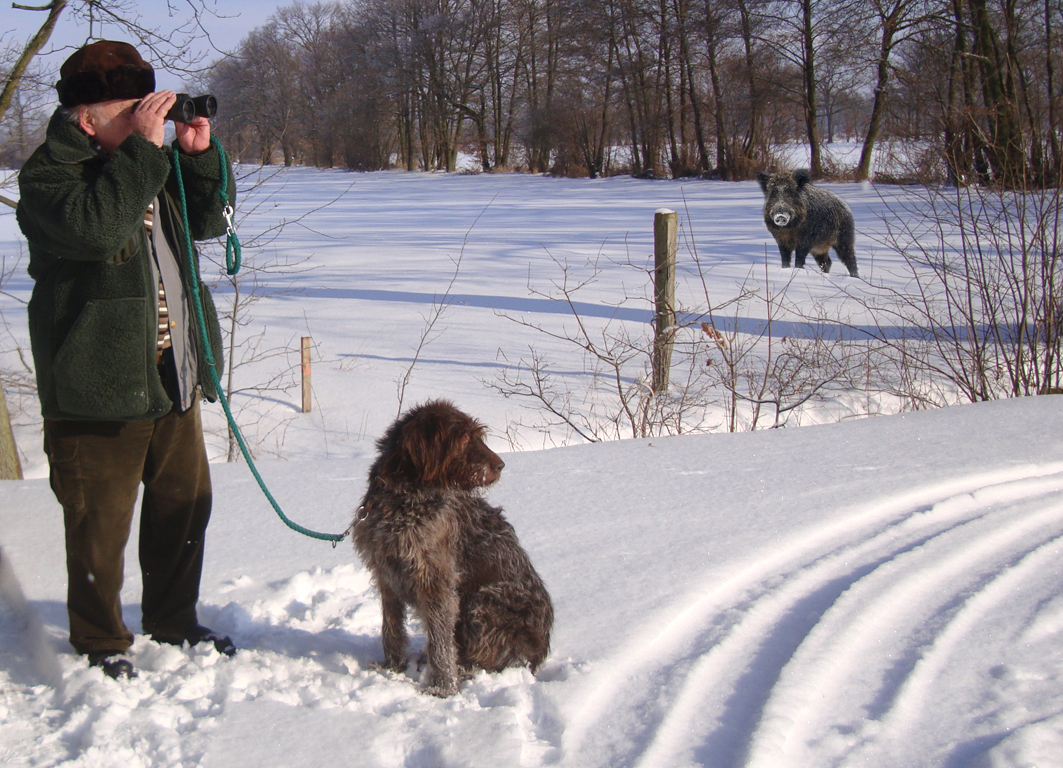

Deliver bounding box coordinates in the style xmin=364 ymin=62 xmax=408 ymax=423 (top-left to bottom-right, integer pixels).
xmin=130 ymin=91 xmax=177 ymax=148
xmin=174 ymin=116 xmax=211 ymax=155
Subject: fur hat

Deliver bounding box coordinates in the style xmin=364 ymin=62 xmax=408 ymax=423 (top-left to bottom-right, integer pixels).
xmin=56 ymin=40 xmax=155 ymax=108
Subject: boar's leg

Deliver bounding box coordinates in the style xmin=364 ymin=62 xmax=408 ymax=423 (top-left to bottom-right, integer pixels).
xmin=836 ymin=225 xmax=859 ymax=277
xmin=777 ymin=241 xmax=793 ymax=268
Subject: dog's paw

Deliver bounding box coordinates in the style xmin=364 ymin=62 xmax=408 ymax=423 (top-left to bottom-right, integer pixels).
xmin=457 ymin=664 xmax=477 ymax=682
xmin=422 ymin=665 xmax=461 ymax=697
xmin=368 ymin=658 xmax=409 ymax=675
xmin=422 ymin=680 xmax=459 ymax=697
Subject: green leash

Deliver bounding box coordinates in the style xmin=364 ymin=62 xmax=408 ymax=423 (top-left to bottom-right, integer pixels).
xmin=171 ymin=137 xmax=349 ymax=545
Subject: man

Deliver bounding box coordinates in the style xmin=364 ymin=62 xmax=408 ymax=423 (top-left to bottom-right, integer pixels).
xmin=16 ymin=40 xmax=235 ymax=679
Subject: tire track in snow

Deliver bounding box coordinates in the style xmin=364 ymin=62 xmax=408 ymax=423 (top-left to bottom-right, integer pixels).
xmin=559 ymin=463 xmax=1063 ymax=768
xmin=741 ymin=476 xmax=1063 ymax=768
xmin=832 ymin=523 xmax=1063 ymax=767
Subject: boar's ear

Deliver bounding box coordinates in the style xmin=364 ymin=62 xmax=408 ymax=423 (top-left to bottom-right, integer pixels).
xmin=756 ymin=170 xmax=771 ymax=193
xmin=793 ymin=169 xmax=811 ymax=187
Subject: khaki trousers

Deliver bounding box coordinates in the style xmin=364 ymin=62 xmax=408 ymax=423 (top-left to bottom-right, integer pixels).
xmin=43 ymin=391 xmax=212 ymax=656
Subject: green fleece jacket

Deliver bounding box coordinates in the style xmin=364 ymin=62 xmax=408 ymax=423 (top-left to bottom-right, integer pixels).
xmin=17 ymin=110 xmax=234 ymax=421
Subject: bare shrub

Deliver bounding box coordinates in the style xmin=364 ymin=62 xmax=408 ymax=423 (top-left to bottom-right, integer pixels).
xmin=490 ymin=249 xmax=719 ymax=443
xmin=489 ymin=220 xmax=879 ymax=443
xmin=858 ymin=183 xmax=1063 ymax=402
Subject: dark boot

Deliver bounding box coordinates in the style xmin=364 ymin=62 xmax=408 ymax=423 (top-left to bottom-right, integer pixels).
xmin=153 ymin=624 xmax=236 ymax=657
xmin=87 ymin=651 xmax=137 ymax=679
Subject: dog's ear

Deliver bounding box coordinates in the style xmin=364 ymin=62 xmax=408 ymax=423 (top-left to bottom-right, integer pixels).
xmin=371 ymin=416 xmax=425 ymax=486
xmin=393 ymin=405 xmax=455 ymax=487
xmin=423 ymin=417 xmax=477 ymax=488
xmin=405 ymin=416 xmax=442 ymax=484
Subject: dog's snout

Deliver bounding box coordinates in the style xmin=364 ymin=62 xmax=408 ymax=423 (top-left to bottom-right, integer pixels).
xmin=477 ymin=449 xmax=505 ymax=487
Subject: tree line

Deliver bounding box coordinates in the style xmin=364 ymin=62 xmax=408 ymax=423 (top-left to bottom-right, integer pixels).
xmin=1 ymin=0 xmax=1060 ymax=186
xmin=203 ymin=0 xmax=1063 ymax=186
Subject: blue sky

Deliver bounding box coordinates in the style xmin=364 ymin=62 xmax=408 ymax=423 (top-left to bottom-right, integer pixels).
xmin=2 ymin=0 xmax=278 ymax=90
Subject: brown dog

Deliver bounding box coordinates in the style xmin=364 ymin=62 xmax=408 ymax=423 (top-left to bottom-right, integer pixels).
xmin=353 ymin=400 xmax=553 ymax=696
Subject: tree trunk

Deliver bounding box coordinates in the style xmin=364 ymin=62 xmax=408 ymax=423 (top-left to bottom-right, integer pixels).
xmin=706 ymin=30 xmax=728 ymax=178
xmin=968 ymin=0 xmax=1024 ymax=186
xmin=736 ymin=0 xmax=760 ymax=174
xmin=0 ymin=1 xmax=68 ymax=125
xmin=676 ymin=0 xmax=710 ymax=174
xmin=857 ymin=26 xmax=895 ymax=181
xmin=801 ymin=0 xmax=822 ymax=178
xmin=1046 ymin=0 xmax=1061 ymax=179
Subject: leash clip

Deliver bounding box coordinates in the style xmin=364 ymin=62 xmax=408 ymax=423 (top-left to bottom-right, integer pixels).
xmin=223 ymin=203 xmax=236 ymax=236
xmin=332 ymin=507 xmax=365 ymax=548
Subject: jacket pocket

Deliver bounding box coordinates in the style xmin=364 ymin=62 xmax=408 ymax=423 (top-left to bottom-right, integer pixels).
xmin=53 ymin=298 xmax=150 ymax=419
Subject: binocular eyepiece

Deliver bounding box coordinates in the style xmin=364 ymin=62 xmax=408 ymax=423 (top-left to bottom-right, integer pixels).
xmin=165 ymin=94 xmax=217 ymax=124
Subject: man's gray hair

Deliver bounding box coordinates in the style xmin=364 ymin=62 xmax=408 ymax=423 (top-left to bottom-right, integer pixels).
xmin=61 ymin=102 xmax=105 ymax=126
xmin=60 ymin=104 xmax=85 ymax=125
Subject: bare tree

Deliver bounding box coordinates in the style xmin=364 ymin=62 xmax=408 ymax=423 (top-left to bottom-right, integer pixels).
xmin=758 ymin=0 xmax=837 ymax=178
xmin=207 ymin=24 xmax=304 ymax=165
xmin=859 ymin=182 xmax=1063 ymax=401
xmin=0 ymin=1 xmax=67 ymax=126
xmin=854 ymin=0 xmax=940 ymax=181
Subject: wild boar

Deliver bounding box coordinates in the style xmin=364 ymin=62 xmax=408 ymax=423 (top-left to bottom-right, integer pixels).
xmin=756 ymin=169 xmax=859 ymax=277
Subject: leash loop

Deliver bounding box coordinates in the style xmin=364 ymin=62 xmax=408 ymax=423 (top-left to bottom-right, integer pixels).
xmin=221 ymin=201 xmax=241 ymax=276
xmin=171 ymin=136 xmax=348 ymax=544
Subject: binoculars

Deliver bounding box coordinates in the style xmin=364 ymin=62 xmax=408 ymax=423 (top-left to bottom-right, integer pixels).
xmin=165 ymin=94 xmax=217 ymax=123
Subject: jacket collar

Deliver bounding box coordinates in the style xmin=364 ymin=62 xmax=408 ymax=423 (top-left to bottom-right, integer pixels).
xmin=43 ymin=108 xmax=105 ymax=165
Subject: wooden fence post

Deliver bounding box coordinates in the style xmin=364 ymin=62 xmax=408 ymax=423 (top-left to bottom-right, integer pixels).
xmin=652 ymin=209 xmax=678 ymax=394
xmin=301 ymin=337 xmax=312 ymax=414
xmin=0 ymin=385 xmax=23 ymax=480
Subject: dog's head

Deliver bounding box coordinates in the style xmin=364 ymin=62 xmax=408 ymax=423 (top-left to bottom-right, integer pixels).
xmin=371 ymin=400 xmax=505 ymax=491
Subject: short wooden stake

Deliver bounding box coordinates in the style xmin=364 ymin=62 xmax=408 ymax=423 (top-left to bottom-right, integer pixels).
xmin=0 ymin=386 xmax=22 ymax=480
xmin=652 ymin=209 xmax=678 ymax=394
xmin=301 ymin=337 xmax=312 ymax=413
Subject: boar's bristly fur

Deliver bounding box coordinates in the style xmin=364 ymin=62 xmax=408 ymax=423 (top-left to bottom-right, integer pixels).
xmin=756 ymin=169 xmax=859 ymax=278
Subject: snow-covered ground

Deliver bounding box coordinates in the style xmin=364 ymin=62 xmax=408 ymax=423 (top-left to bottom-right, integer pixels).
xmin=2 ymin=166 xmax=1062 ymax=767
xmin=4 ymin=160 xmax=924 ymax=472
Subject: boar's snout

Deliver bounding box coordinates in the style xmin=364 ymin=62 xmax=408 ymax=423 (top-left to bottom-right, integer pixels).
xmin=772 ymin=209 xmax=792 ymax=227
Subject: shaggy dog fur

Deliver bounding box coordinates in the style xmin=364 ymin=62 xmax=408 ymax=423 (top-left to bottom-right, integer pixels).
xmin=353 ymin=400 xmax=553 ymax=696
